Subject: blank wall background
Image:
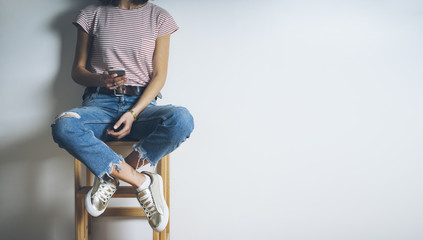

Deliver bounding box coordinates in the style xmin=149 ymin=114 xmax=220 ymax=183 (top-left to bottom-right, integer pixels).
xmin=1 ymin=0 xmax=422 ymax=239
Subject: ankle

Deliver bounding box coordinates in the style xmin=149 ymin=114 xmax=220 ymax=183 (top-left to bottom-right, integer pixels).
xmin=136 ymin=173 xmax=151 ymax=192
xmin=132 ymin=171 xmax=145 ymax=188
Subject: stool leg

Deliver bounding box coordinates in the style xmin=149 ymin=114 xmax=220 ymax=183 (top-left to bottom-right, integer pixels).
xmin=153 ymin=155 xmax=170 ymax=240
xmin=159 ymin=155 xmax=170 ymax=240
xmin=162 ymin=155 xmax=170 ymax=240
xmin=75 ymin=195 xmax=89 ymax=240
xmin=85 ymin=164 xmax=93 ymax=238
xmin=75 ymin=160 xmax=89 ymax=240
xmin=153 ymin=231 xmax=160 ymax=240
xmin=165 ymin=155 xmax=170 ymax=240
xmin=155 ymin=161 xmax=162 ymax=240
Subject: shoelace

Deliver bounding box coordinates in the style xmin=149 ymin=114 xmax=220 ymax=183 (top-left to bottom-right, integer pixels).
xmin=139 ymin=192 xmax=158 ymax=218
xmin=95 ymin=182 xmax=117 ymax=204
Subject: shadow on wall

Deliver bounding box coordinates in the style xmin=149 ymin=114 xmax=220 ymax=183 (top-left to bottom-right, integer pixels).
xmin=0 ymin=1 xmax=96 ymax=239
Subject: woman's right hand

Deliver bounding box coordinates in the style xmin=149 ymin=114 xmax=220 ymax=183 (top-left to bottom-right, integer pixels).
xmin=100 ymin=69 xmax=127 ymax=90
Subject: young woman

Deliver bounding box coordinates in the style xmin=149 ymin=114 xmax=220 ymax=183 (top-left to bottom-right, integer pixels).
xmin=51 ymin=0 xmax=194 ymax=232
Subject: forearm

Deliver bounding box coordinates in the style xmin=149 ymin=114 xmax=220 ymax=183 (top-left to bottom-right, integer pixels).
xmin=71 ymin=66 xmax=101 ymax=87
xmin=131 ymin=74 xmax=166 ymax=114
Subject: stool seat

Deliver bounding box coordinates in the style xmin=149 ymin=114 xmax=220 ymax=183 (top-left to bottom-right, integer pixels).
xmin=74 ymin=141 xmax=170 ymax=240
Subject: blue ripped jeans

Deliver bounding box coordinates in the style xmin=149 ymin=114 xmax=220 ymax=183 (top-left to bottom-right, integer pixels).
xmin=51 ymin=87 xmax=194 ymax=179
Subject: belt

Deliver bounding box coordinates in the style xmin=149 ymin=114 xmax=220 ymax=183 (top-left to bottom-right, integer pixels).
xmin=87 ymin=86 xmax=145 ymax=96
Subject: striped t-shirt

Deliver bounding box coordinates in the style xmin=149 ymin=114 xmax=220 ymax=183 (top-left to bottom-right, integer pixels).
xmin=73 ymin=2 xmax=179 ymax=86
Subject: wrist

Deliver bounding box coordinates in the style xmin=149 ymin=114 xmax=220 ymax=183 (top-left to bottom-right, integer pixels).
xmin=98 ymin=74 xmax=104 ymax=87
xmin=128 ymin=109 xmax=138 ymax=120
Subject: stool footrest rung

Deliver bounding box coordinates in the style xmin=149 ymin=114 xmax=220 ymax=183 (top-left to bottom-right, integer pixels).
xmin=77 ymin=186 xmax=138 ymax=198
xmin=102 ymin=207 xmax=146 ymax=217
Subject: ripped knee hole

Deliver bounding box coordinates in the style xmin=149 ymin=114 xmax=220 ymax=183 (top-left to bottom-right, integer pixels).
xmin=53 ymin=112 xmax=81 ymax=123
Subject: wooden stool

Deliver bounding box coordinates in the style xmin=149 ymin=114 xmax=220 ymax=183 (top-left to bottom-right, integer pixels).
xmin=74 ymin=141 xmax=170 ymax=240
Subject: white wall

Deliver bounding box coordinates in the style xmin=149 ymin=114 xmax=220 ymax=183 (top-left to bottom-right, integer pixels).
xmin=1 ymin=0 xmax=422 ymax=239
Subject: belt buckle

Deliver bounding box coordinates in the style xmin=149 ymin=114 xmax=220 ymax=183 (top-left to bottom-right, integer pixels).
xmin=113 ymin=86 xmax=126 ymax=96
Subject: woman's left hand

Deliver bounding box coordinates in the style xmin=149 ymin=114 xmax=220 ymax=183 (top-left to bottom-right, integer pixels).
xmin=107 ymin=112 xmax=135 ymax=139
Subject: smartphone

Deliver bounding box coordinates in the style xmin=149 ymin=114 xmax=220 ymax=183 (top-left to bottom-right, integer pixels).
xmin=108 ymin=68 xmax=126 ymax=77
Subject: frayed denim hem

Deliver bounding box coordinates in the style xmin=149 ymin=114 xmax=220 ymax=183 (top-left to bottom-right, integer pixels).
xmin=98 ymin=155 xmax=125 ymax=182
xmin=133 ymin=143 xmax=155 ymax=169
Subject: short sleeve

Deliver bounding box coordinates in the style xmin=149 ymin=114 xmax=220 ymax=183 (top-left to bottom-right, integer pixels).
xmin=72 ymin=5 xmax=97 ymax=35
xmin=157 ymin=10 xmax=179 ymax=37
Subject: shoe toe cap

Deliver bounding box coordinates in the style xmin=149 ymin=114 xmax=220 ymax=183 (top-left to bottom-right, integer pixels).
xmin=149 ymin=213 xmax=168 ymax=232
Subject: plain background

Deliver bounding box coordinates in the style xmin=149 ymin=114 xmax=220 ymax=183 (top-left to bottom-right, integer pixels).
xmin=1 ymin=0 xmax=422 ymax=239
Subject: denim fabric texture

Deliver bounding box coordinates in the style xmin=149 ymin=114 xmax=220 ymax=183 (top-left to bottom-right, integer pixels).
xmin=51 ymin=87 xmax=194 ymax=179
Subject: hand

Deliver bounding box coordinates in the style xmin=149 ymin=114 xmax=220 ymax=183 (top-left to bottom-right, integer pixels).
xmin=107 ymin=112 xmax=134 ymax=139
xmin=100 ymin=68 xmax=127 ymax=90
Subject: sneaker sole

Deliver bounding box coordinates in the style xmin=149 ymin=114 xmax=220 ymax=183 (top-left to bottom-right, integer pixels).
xmin=151 ymin=174 xmax=169 ymax=232
xmin=85 ymin=189 xmax=106 ymax=217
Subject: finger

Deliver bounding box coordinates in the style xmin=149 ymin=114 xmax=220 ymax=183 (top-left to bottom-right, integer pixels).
xmin=109 ymin=128 xmax=129 ymax=139
xmin=115 ymin=132 xmax=127 ymax=140
xmin=107 ymin=84 xmax=116 ymax=90
xmin=113 ymin=119 xmax=125 ymax=131
xmin=105 ymin=72 xmax=117 ymax=80
xmin=117 ymin=133 xmax=129 ymax=139
xmin=108 ymin=79 xmax=125 ymax=89
xmin=114 ymin=79 xmax=125 ymax=87
xmin=114 ymin=76 xmax=126 ymax=83
xmin=115 ymin=123 xmax=130 ymax=134
xmin=116 ymin=122 xmax=132 ymax=136
xmin=108 ymin=79 xmax=126 ymax=89
xmin=109 ymin=84 xmax=120 ymax=90
xmin=107 ymin=119 xmax=131 ymax=137
xmin=106 ymin=128 xmax=128 ymax=137
xmin=103 ymin=76 xmax=115 ymax=84
xmin=104 ymin=68 xmax=119 ymax=78
xmin=107 ymin=129 xmax=120 ymax=137
xmin=117 ymin=129 xmax=131 ymax=139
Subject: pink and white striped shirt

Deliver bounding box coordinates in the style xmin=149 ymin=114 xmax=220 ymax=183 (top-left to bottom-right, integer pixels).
xmin=73 ymin=2 xmax=179 ymax=86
